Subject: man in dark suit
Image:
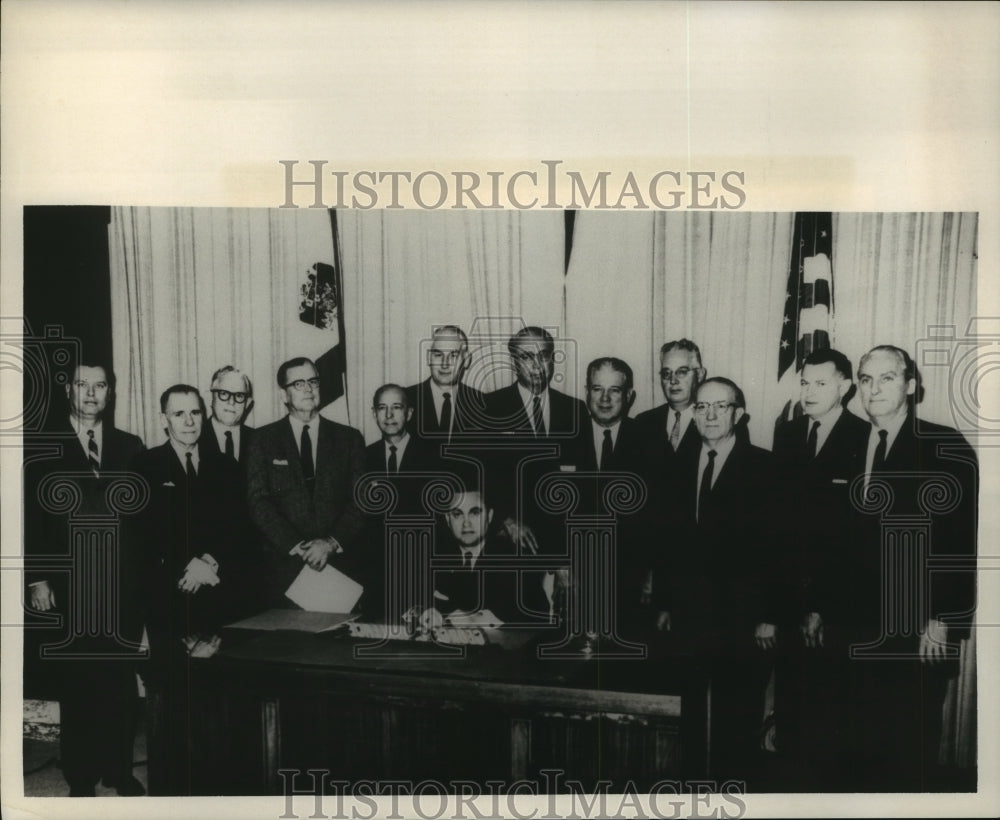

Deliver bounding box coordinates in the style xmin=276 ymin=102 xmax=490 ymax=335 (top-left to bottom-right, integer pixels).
xmin=772 ymin=348 xmax=869 ymax=787
xmin=361 ymin=383 xmax=440 ymax=618
xmin=245 ymin=357 xmax=367 ymax=606
xmin=405 ymin=325 xmax=488 ymax=446
xmin=128 ymin=384 xmax=246 ymax=794
xmin=24 ymin=363 xmax=146 ymax=796
xmin=845 ymin=345 xmax=977 ymax=791
xmin=484 ymin=326 xmax=586 ymax=439
xmin=429 ymin=484 xmax=549 ymax=627
xmin=571 ymin=357 xmax=659 ymax=631
xmin=199 ymin=365 xmax=255 ymax=466
xmin=653 ymin=377 xmax=780 ymax=784
xmin=635 ymin=338 xmax=706 ymax=466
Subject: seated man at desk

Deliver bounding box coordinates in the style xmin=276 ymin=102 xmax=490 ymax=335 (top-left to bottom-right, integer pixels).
xmin=424 ymin=483 xmax=548 ymax=628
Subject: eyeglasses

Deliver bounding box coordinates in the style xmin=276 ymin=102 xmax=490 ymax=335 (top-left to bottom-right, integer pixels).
xmin=659 ymin=367 xmax=693 ymax=381
xmin=285 ymin=377 xmax=320 ymax=392
xmin=211 ymin=389 xmax=249 ymax=404
xmin=512 ymin=350 xmax=553 ymax=364
xmin=693 ymin=401 xmax=736 ymax=415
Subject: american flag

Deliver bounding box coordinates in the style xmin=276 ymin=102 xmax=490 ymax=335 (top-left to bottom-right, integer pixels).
xmin=775 ymin=213 xmax=834 ymax=427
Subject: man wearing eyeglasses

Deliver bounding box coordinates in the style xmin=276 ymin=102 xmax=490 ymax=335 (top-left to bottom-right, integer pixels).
xmin=484 ymin=326 xmax=586 ymax=438
xmin=24 ymin=363 xmax=146 ymax=796
xmin=200 ymin=365 xmax=255 ymax=466
xmin=405 ymin=325 xmax=488 ymax=445
xmin=635 ymin=339 xmax=706 ymax=466
xmin=245 ymin=357 xmax=366 ymax=606
xmin=653 ymin=376 xmax=779 ymax=785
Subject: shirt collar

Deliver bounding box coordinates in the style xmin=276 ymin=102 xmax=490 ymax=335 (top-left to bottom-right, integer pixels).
xmin=870 ymin=410 xmax=909 ymax=452
xmin=168 ymin=438 xmax=199 ymax=471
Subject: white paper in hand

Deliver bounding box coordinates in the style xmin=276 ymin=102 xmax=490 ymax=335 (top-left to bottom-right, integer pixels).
xmin=284 ymin=564 xmax=363 ymax=613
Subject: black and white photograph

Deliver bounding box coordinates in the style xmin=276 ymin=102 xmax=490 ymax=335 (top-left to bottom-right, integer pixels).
xmin=2 ymin=3 xmax=998 ymax=819
xmin=14 ymin=205 xmax=983 ymax=799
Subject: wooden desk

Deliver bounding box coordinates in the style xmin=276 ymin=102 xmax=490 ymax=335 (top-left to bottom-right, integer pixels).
xmin=146 ymin=627 xmax=706 ymax=795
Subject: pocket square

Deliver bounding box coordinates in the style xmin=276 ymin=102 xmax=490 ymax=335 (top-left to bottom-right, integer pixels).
xmin=162 ymin=481 xmax=176 ymax=487
xmin=832 ymin=478 xmax=848 ymax=484
xmin=272 ymin=458 xmax=289 ymax=466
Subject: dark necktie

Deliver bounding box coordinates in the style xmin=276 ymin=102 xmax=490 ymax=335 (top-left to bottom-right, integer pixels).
xmin=698 ymin=450 xmax=717 ymax=522
xmin=461 ymin=550 xmax=470 ymax=570
xmin=301 ymin=424 xmax=315 ymax=486
xmin=669 ymin=411 xmax=682 ymax=451
xmin=440 ymin=391 xmax=452 ymax=435
xmin=387 ymin=444 xmax=398 ymax=474
xmin=807 ymin=420 xmax=819 ymax=459
xmin=872 ymin=429 xmax=888 ymax=474
xmin=224 ymin=430 xmax=235 ymax=460
xmin=86 ymin=429 xmax=100 ymax=476
xmin=532 ymin=395 xmax=546 ymax=437
xmin=600 ymin=429 xmax=613 ymax=470
xmin=185 ymin=451 xmax=196 ymax=480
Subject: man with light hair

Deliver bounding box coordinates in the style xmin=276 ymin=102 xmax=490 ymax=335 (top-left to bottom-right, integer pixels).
xmin=200 ymin=365 xmax=255 ymax=465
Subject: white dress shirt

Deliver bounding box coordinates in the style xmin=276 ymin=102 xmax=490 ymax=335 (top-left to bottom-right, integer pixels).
xmin=517 ymin=383 xmax=550 ymax=434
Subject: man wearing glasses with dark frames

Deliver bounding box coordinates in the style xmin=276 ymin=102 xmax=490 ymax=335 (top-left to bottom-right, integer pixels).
xmin=200 ymin=365 xmax=256 ymax=466
xmin=652 ymin=376 xmax=780 ymax=787
xmin=245 ymin=356 xmax=366 ymax=607
xmin=635 ymin=339 xmax=706 ymax=468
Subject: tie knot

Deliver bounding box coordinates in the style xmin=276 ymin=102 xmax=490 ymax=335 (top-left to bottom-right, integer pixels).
xmin=225 ymin=430 xmax=233 ymax=439
xmin=603 ymin=429 xmax=612 ymax=440
xmin=87 ymin=429 xmax=95 ymax=439
xmin=185 ymin=452 xmax=192 ymax=461
xmin=812 ymin=421 xmax=820 ymax=431
xmin=878 ymin=429 xmax=888 ymax=442
xmin=707 ymin=449 xmax=717 ymax=460
xmin=443 ymin=392 xmax=451 ymax=399
xmin=389 ymin=444 xmax=397 ymax=454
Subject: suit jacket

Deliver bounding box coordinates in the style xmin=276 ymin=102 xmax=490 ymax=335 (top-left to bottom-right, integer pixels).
xmin=634 ymin=403 xmax=702 ymax=468
xmin=405 ymin=379 xmax=488 ymax=444
xmin=564 ymin=416 xmax=665 ymax=621
xmin=847 ymin=415 xmax=977 ymax=643
xmin=483 ymin=383 xmax=587 ymax=439
xmin=772 ymin=410 xmax=869 ymax=623
xmin=199 ymin=420 xmax=255 ymax=466
xmin=246 ymin=415 xmax=367 ymax=597
xmin=127 ymin=443 xmax=246 ymax=657
xmin=433 ymin=533 xmax=549 ymax=626
xmin=24 ymin=421 xmax=146 ymax=638
xmin=658 ymin=437 xmax=780 ymax=654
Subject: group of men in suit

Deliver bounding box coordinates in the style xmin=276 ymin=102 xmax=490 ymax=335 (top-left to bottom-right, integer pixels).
xmin=25 ymin=324 xmax=977 ymax=794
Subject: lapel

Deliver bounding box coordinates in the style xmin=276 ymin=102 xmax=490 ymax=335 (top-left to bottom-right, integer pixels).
xmin=280 ymin=416 xmax=308 ymax=490
xmin=419 ymin=380 xmax=440 ymax=432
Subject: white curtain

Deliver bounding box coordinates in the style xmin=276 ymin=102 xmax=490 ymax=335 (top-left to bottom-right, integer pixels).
xmin=336 ymin=209 xmax=565 ymax=440
xmin=110 ymin=208 xmax=566 ymax=446
xmin=832 ymin=212 xmax=979 ymax=427
xmin=567 ymin=211 xmax=795 ymax=447
xmin=109 ymin=207 xmax=340 ymax=446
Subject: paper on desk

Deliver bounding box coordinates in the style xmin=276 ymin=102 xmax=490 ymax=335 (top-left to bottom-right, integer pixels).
xmin=284 ymin=564 xmax=363 ymax=613
xmin=225 ymin=609 xmax=357 ymax=632
xmin=446 ymin=608 xmax=504 ymax=628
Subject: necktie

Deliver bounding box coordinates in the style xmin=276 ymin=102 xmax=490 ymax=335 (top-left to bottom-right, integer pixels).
xmin=440 ymin=391 xmax=452 ymax=435
xmin=872 ymin=429 xmax=888 ymax=474
xmin=698 ymin=450 xmax=717 ymax=522
xmin=185 ymin=451 xmax=196 ymax=479
xmin=600 ymin=429 xmax=614 ymax=470
xmin=806 ymin=420 xmax=819 ymax=459
xmin=87 ymin=429 xmax=100 ymax=476
xmin=669 ymin=411 xmax=682 ymax=451
xmin=388 ymin=444 xmax=398 ymax=474
xmin=461 ymin=550 xmax=470 ymax=570
xmin=532 ymin=395 xmax=546 ymax=437
xmin=224 ymin=430 xmax=235 ymax=460
xmin=301 ymin=424 xmax=315 ymax=486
